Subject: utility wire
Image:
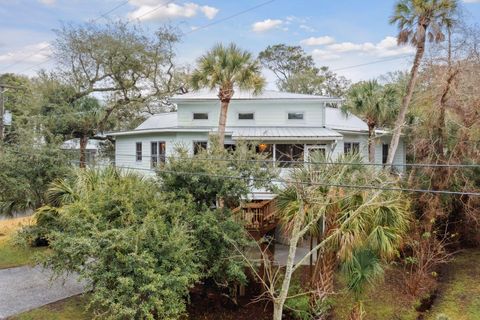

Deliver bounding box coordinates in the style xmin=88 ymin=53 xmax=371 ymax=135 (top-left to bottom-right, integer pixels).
xmin=112 ymin=152 xmax=480 ymax=169
xmin=0 ymin=0 xmax=131 ymax=73
xmin=66 ymin=159 xmax=480 ymax=197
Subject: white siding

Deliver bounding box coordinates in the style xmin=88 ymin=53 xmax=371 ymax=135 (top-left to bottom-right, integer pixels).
xmin=177 ymin=101 xmax=326 ymax=127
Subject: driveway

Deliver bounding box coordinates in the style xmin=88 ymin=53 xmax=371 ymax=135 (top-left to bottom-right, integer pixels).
xmin=0 ymin=266 xmax=86 ymax=319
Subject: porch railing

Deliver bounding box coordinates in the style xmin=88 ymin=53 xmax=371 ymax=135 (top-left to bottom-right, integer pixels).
xmin=232 ymin=199 xmax=278 ymax=233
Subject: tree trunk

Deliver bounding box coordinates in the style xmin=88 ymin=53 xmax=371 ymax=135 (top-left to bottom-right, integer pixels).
xmin=312 ymin=249 xmax=337 ymax=302
xmin=367 ymin=123 xmax=376 ymax=164
xmin=218 ymin=100 xmax=229 ymax=146
xmin=273 ymin=204 xmax=305 ymax=320
xmin=349 ymin=301 xmax=365 ymax=320
xmin=79 ymin=135 xmax=88 ymax=168
xmin=387 ymin=26 xmax=426 ymax=166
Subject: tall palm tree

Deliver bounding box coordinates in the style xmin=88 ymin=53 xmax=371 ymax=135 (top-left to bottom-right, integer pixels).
xmin=387 ymin=0 xmax=458 ymax=165
xmin=190 ymin=43 xmax=265 ymax=146
xmin=342 ymin=80 xmax=398 ymax=163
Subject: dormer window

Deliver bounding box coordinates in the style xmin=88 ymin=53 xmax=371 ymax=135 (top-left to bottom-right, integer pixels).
xmin=238 ymin=112 xmax=254 ymax=120
xmin=193 ymin=112 xmax=208 ymax=120
xmin=288 ymin=112 xmax=304 ymax=120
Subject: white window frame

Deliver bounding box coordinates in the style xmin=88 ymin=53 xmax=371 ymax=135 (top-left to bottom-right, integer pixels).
xmin=192 ymin=112 xmax=210 ymax=120
xmin=287 ymin=111 xmax=305 ymax=121
xmin=237 ymin=112 xmax=255 ymax=120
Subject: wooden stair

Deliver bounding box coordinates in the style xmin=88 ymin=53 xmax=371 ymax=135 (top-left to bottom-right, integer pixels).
xmin=232 ymin=198 xmax=278 ymax=240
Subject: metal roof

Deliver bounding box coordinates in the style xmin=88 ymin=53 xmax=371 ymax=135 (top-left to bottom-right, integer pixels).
xmin=324 ymin=107 xmax=368 ymax=132
xmin=172 ymin=89 xmax=341 ymax=101
xmin=135 ymin=112 xmax=178 ymax=130
xmin=229 ymin=127 xmax=342 ymax=140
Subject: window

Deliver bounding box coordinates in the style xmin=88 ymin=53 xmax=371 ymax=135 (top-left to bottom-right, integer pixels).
xmin=224 ymin=144 xmax=236 ymax=152
xmin=193 ymin=113 xmax=208 ymax=120
xmin=151 ymin=141 xmax=166 ymax=167
xmin=256 ymin=143 xmax=273 ymax=160
xmin=344 ymin=142 xmax=360 ymax=155
xmin=136 ymin=142 xmax=142 ymax=161
xmin=238 ymin=112 xmax=254 ymax=120
xmin=275 ymin=144 xmax=304 ymax=167
xmin=288 ymin=112 xmax=304 ymax=120
xmin=382 ymin=143 xmax=389 ymax=164
xmin=193 ymin=141 xmax=208 ymax=155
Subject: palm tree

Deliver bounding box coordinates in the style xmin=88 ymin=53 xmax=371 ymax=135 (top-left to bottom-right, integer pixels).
xmin=343 ymin=249 xmax=384 ymax=320
xmin=342 ymin=80 xmax=398 ymax=163
xmin=276 ymin=153 xmax=410 ymax=318
xmin=387 ymin=0 xmax=458 ymax=165
xmin=190 ymin=43 xmax=265 ymax=146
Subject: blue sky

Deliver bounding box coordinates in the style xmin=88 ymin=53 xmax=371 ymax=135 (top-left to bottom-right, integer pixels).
xmin=1 ymin=0 xmax=479 ymax=86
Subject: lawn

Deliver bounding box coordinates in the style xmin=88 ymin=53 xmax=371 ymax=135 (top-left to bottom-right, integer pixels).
xmin=424 ymin=249 xmax=480 ymax=320
xmin=9 ymin=295 xmax=92 ymax=320
xmin=0 ymin=216 xmax=47 ymax=269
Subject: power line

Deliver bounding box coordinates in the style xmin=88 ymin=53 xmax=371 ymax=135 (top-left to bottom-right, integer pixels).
xmin=0 ymin=0 xmax=132 ymax=73
xmin=66 ymin=160 xmax=480 ymax=197
xmin=331 ymin=54 xmax=414 ymax=72
xmin=112 ymin=152 xmax=480 ymax=169
xmin=183 ymin=0 xmax=277 ymax=36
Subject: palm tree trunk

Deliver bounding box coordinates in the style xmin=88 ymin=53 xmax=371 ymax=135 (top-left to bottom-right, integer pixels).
xmin=367 ymin=123 xmax=376 ymax=163
xmin=387 ymin=28 xmax=426 ymax=166
xmin=79 ymin=135 xmax=88 ymax=168
xmin=312 ymin=249 xmax=336 ymax=301
xmin=349 ymin=301 xmax=365 ymax=320
xmin=218 ymin=100 xmax=229 ymax=146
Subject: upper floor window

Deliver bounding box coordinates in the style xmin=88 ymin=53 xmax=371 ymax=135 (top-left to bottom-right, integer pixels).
xmin=288 ymin=112 xmax=304 ymax=120
xmin=344 ymin=142 xmax=360 ymax=155
xmin=136 ymin=142 xmax=142 ymax=161
xmin=193 ymin=112 xmax=208 ymax=120
xmin=238 ymin=112 xmax=254 ymax=120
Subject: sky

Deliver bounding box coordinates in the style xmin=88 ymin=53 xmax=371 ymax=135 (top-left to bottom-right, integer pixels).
xmin=1 ymin=0 xmax=480 ymax=88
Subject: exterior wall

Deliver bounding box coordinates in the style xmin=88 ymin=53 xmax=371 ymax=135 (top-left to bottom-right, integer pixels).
xmin=375 ymin=135 xmax=406 ymax=172
xmin=330 ymin=133 xmax=369 ymax=162
xmin=177 ymin=100 xmax=326 ymax=127
xmin=115 ymin=132 xmax=210 ymax=174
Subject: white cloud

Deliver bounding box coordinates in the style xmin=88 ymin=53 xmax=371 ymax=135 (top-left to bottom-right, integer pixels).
xmin=200 ymin=5 xmax=219 ymax=19
xmin=39 ymin=0 xmax=55 ymax=5
xmin=299 ymin=24 xmax=315 ymax=32
xmin=0 ymin=42 xmax=51 ymax=64
xmin=311 ymin=49 xmax=340 ymax=61
xmin=300 ymin=36 xmax=335 ymax=46
xmin=252 ymin=19 xmax=283 ymax=32
xmin=463 ymin=0 xmax=480 ymax=3
xmin=128 ymin=1 xmax=219 ymax=21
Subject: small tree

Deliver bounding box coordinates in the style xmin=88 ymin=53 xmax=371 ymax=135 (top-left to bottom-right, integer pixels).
xmin=190 ymin=43 xmax=265 ymax=145
xmin=342 ymin=80 xmax=398 ymax=163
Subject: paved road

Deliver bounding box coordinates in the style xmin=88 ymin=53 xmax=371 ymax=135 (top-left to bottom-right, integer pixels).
xmin=0 ymin=266 xmax=86 ymax=319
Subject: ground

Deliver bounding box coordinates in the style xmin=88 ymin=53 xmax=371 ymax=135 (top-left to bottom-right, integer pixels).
xmin=9 ymin=295 xmax=93 ymax=320
xmin=424 ymin=249 xmax=480 ymax=320
xmin=0 ymin=216 xmax=47 ymax=269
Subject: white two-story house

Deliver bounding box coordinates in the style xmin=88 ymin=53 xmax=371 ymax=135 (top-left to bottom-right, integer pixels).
xmin=109 ymin=89 xmax=405 ymax=179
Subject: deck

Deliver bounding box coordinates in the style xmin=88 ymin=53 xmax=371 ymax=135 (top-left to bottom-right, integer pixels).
xmin=233 ymin=199 xmax=278 ymax=239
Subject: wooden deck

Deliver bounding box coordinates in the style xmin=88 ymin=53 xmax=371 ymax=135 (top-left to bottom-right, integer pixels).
xmin=232 ymin=199 xmax=278 ymax=239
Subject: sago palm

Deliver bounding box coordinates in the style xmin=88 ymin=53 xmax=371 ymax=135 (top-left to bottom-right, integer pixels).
xmin=387 ymin=0 xmax=458 ymax=165
xmin=343 ymin=80 xmax=398 ymax=163
xmin=190 ymin=43 xmax=265 ymax=145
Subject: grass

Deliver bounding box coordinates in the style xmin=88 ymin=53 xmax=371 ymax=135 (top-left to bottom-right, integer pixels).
xmin=424 ymin=249 xmax=480 ymax=320
xmin=0 ymin=216 xmax=47 ymax=269
xmin=9 ymin=295 xmax=92 ymax=320
xmin=331 ymin=267 xmax=418 ymax=320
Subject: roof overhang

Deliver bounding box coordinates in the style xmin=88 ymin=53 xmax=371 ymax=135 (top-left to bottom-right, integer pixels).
xmin=229 ymin=127 xmax=343 ymax=141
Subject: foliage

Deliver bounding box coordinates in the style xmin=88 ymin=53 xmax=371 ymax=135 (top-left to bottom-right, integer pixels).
xmin=28 ymin=167 xmax=200 ymax=319
xmin=157 ymin=138 xmax=278 ymax=208
xmin=0 ymin=142 xmax=70 ymax=215
xmin=258 ymin=44 xmax=350 ymax=97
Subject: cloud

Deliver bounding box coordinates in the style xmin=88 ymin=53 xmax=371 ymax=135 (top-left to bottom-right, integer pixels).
xmin=463 ymin=0 xmax=480 ymax=3
xmin=128 ymin=1 xmax=219 ymax=21
xmin=303 ymin=36 xmax=414 ymax=61
xmin=300 ymin=36 xmax=335 ymax=46
xmin=252 ymin=19 xmax=283 ymax=32
xmin=39 ymin=0 xmax=55 ymax=5
xmin=0 ymin=42 xmax=51 ymax=64
xmin=299 ymin=24 xmax=315 ymax=32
